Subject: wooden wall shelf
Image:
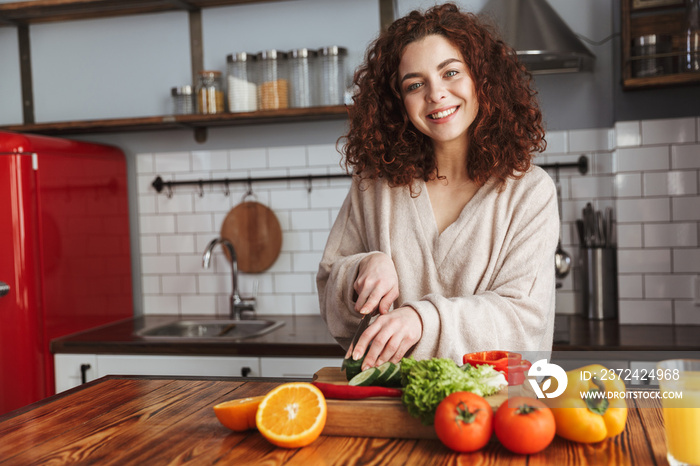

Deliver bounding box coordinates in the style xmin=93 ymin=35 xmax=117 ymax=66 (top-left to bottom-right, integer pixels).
xmin=0 ymin=106 xmax=349 ymax=139
xmin=0 ymin=0 xmax=291 ymax=26
xmin=1 ymin=0 xmax=393 ymax=138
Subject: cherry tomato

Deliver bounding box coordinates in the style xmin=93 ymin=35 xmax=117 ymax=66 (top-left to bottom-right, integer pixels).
xmin=434 ymin=391 xmax=493 ymax=452
xmin=494 ymin=396 xmax=556 ymax=454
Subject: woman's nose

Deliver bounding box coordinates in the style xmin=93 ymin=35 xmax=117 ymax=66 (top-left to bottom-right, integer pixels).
xmin=426 ymin=81 xmax=447 ymax=102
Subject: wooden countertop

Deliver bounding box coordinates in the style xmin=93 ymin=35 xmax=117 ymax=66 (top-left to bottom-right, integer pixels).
xmin=0 ymin=375 xmax=668 ymax=465
xmin=51 ymin=314 xmax=700 ymax=357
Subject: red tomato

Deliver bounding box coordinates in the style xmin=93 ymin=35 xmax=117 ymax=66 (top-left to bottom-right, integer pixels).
xmin=434 ymin=391 xmax=493 ymax=453
xmin=494 ymin=396 xmax=556 ymax=454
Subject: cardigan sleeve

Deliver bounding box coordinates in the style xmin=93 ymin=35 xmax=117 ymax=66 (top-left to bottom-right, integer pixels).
xmin=316 ymin=179 xmax=376 ymax=348
xmin=404 ymin=171 xmax=559 ymax=362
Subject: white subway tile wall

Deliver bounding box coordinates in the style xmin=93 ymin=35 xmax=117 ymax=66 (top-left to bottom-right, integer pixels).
xmin=135 ymin=118 xmax=700 ymax=324
xmin=137 ymin=143 xmax=351 ymax=318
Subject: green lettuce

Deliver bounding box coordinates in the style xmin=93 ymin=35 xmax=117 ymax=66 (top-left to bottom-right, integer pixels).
xmin=400 ymin=357 xmax=507 ymax=425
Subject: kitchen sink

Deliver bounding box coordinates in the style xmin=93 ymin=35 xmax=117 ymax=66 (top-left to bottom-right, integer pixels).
xmin=134 ymin=319 xmax=284 ymax=340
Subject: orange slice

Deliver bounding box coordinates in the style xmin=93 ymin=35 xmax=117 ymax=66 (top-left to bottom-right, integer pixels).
xmin=255 ymin=382 xmax=327 ymax=448
xmin=213 ymin=396 xmax=264 ymax=431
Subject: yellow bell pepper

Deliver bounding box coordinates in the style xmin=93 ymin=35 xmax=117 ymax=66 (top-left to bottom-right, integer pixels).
xmin=545 ymin=364 xmax=627 ymax=443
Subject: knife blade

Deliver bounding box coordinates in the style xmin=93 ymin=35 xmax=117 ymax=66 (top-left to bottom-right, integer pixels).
xmin=347 ymin=309 xmax=378 ymax=358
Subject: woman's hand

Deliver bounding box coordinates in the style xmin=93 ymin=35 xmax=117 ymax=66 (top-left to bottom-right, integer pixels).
xmin=354 ymin=252 xmax=400 ymax=315
xmin=352 ymin=306 xmax=423 ymax=370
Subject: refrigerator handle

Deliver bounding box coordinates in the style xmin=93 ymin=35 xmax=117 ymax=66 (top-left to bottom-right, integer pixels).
xmin=0 ymin=282 xmax=9 ymax=297
xmin=80 ymin=364 xmax=91 ymax=385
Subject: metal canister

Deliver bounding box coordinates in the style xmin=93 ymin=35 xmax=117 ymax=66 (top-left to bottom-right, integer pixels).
xmin=288 ymin=48 xmax=317 ymax=108
xmin=631 ymin=34 xmax=672 ymax=78
xmin=227 ymin=52 xmax=257 ymax=113
xmin=256 ymin=49 xmax=289 ymax=110
xmin=318 ymin=46 xmax=347 ymax=106
xmin=171 ymin=85 xmax=194 ymax=115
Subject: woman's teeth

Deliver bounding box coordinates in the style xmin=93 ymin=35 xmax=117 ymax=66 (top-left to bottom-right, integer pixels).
xmin=429 ymin=107 xmax=457 ymax=119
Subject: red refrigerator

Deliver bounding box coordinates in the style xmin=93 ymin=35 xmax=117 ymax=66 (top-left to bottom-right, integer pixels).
xmin=0 ymin=131 xmax=133 ymax=415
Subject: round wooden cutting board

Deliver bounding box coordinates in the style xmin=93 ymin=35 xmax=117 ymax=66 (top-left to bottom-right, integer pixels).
xmin=220 ymin=201 xmax=282 ymax=273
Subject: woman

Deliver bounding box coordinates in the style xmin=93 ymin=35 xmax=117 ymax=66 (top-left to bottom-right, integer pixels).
xmin=317 ymin=3 xmax=559 ymax=371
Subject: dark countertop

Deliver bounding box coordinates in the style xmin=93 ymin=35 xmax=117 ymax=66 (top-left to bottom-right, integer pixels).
xmin=51 ymin=314 xmax=346 ymax=358
xmin=51 ymin=313 xmax=700 ymax=357
xmin=552 ymin=314 xmax=700 ymax=351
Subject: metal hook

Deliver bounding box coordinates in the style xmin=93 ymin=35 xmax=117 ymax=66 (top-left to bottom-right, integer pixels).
xmin=223 ymin=179 xmax=230 ymax=197
xmin=197 ymin=180 xmax=204 ymax=198
xmin=242 ymin=178 xmax=257 ymax=202
xmin=306 ymin=175 xmax=313 ymax=194
xmin=166 ymin=183 xmax=173 ymax=199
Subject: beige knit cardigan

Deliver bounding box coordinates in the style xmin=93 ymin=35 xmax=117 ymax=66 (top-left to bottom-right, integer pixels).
xmin=317 ymin=166 xmax=559 ymax=363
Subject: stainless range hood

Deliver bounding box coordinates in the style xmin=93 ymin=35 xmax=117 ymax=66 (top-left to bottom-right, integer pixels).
xmin=479 ymin=0 xmax=595 ymax=74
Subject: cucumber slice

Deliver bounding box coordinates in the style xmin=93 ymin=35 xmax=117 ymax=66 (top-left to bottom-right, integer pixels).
xmin=383 ymin=363 xmax=402 ymax=387
xmin=342 ymin=355 xmax=365 ymax=382
xmin=348 ymin=367 xmax=380 ymax=386
xmin=375 ymin=361 xmax=397 ymax=385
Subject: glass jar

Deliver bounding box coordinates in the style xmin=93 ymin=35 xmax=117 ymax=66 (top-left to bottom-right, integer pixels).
xmin=227 ymin=52 xmax=258 ymax=113
xmin=288 ymin=48 xmax=317 ymax=108
xmin=196 ymin=70 xmax=225 ymax=114
xmin=171 ymin=85 xmax=194 ymax=115
xmin=683 ymin=0 xmax=700 ymax=72
xmin=318 ymin=46 xmax=347 ymax=106
xmin=256 ymin=49 xmax=289 ymax=110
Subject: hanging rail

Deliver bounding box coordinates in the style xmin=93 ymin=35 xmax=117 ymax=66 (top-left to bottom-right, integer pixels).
xmin=151 ymin=155 xmax=588 ymax=196
xmin=151 ymin=172 xmax=352 ymax=197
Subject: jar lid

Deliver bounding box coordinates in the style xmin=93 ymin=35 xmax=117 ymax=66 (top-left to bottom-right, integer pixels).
xmin=227 ymin=52 xmax=255 ymax=62
xmin=289 ymin=48 xmax=317 ymax=59
xmin=198 ymin=70 xmax=222 ymax=77
xmin=256 ymin=49 xmax=287 ymax=60
xmin=319 ymin=46 xmax=347 ymax=56
xmin=171 ymin=85 xmax=193 ymax=96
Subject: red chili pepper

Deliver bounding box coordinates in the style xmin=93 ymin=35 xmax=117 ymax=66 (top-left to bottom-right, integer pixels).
xmin=312 ymin=382 xmax=402 ymax=399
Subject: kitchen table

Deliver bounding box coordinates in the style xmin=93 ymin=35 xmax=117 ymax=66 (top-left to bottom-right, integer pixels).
xmin=0 ymin=375 xmax=669 ymax=465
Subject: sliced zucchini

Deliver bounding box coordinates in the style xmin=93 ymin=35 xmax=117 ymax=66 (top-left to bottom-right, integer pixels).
xmin=348 ymin=367 xmax=380 ymax=386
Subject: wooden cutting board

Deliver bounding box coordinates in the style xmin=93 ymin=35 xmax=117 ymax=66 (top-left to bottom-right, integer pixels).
xmin=220 ymin=201 xmax=282 ymax=273
xmin=313 ymin=367 xmax=518 ymax=440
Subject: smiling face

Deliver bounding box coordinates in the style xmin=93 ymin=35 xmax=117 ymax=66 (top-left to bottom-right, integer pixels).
xmin=398 ymin=34 xmax=479 ymax=153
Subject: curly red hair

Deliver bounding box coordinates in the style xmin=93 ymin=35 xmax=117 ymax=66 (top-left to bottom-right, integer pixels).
xmin=340 ymin=3 xmax=546 ymax=189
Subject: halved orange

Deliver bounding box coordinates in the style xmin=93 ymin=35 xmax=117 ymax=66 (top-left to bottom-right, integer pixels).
xmin=213 ymin=396 xmax=264 ymax=431
xmin=255 ymin=382 xmax=327 ymax=448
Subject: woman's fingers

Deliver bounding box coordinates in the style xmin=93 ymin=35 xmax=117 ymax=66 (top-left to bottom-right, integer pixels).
xmin=354 ymin=307 xmax=422 ymax=370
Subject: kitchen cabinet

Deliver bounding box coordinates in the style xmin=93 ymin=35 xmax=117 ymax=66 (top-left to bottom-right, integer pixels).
xmin=54 ymin=354 xmax=260 ymax=393
xmin=54 ymin=353 xmax=342 ymax=393
xmin=621 ymin=0 xmax=700 ymax=89
xmin=0 ymin=0 xmax=394 ymax=139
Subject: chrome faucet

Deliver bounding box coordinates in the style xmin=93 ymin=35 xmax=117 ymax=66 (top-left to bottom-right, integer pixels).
xmin=202 ymin=237 xmax=256 ymax=320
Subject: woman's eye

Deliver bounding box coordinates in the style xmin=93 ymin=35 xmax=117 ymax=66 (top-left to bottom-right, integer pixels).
xmin=406 ymin=82 xmax=422 ymax=92
xmin=444 ymin=70 xmax=458 ymax=78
